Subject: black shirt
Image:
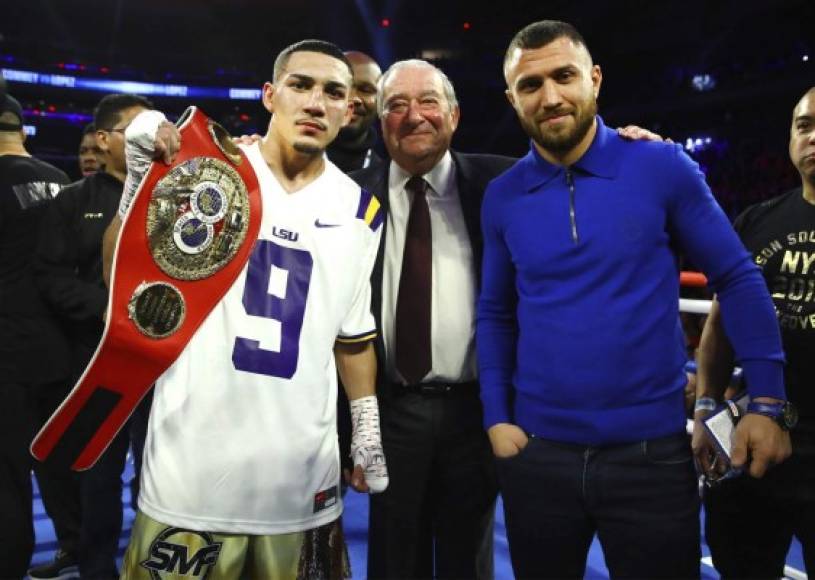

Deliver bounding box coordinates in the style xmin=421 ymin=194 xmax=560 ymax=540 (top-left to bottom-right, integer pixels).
xmin=35 ymin=171 xmax=123 ymax=371
xmin=327 ymin=126 xmax=383 ymax=174
xmin=0 ymin=154 xmax=71 ymax=384
xmin=734 ymin=187 xmax=815 ymax=444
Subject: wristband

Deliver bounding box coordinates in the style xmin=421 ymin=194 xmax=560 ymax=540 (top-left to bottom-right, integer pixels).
xmin=694 ymin=397 xmax=717 ymax=414
xmin=746 ymin=400 xmax=798 ymax=430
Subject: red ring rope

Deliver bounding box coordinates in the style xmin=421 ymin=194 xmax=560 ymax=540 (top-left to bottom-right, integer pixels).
xmin=680 ymin=271 xmax=707 ymax=287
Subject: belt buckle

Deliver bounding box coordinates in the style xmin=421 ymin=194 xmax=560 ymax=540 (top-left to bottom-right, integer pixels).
xmin=420 ymin=383 xmax=451 ymax=395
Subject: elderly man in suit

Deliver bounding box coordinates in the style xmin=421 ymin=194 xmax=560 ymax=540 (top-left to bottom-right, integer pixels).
xmin=351 ymin=58 xmax=514 ymax=580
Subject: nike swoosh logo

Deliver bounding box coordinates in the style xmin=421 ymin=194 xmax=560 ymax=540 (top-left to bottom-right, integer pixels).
xmin=314 ymin=219 xmax=341 ymax=228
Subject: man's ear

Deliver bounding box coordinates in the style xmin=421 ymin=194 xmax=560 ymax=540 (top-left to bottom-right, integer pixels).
xmin=450 ymin=104 xmax=461 ymax=132
xmin=95 ymin=130 xmax=109 ymax=154
xmin=591 ymin=65 xmax=602 ymax=99
xmin=505 ymin=88 xmax=516 ymax=108
xmin=262 ymin=81 xmax=276 ymax=114
xmin=342 ymin=99 xmax=354 ymax=128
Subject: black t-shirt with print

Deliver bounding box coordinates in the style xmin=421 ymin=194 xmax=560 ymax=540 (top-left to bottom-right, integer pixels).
xmin=734 ymin=187 xmax=815 ymax=445
xmin=0 ymin=154 xmax=71 ymax=384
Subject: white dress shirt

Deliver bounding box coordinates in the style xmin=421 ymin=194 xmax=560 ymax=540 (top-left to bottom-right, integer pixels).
xmin=382 ymin=152 xmax=478 ymax=384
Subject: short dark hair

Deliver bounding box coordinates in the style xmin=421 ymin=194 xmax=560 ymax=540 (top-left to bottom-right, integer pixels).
xmin=93 ymin=94 xmax=153 ymax=131
xmin=504 ymin=20 xmax=591 ymax=70
xmin=272 ymin=39 xmax=352 ymax=83
xmin=82 ymin=122 xmax=96 ymax=135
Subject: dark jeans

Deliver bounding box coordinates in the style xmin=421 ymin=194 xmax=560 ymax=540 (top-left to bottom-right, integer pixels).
xmin=368 ymin=385 xmax=498 ymax=579
xmin=79 ymin=391 xmax=152 ymax=579
xmin=704 ymin=444 xmax=814 ymax=578
xmin=78 ymin=426 xmax=128 ymax=579
xmin=129 ymin=389 xmax=152 ymax=508
xmin=0 ymin=381 xmax=81 ymax=578
xmin=497 ymin=432 xmax=701 ymax=579
xmin=0 ymin=381 xmax=38 ymax=578
xmin=337 ymin=384 xmax=352 ymax=492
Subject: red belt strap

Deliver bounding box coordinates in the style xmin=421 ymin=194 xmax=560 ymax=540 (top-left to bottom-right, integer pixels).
xmin=31 ymin=107 xmax=261 ymax=470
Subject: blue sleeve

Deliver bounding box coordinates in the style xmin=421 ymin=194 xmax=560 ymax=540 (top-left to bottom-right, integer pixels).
xmin=476 ymin=180 xmax=519 ymax=428
xmin=665 ymin=146 xmax=786 ymax=399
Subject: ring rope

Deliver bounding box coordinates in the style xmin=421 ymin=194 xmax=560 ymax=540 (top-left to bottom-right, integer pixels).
xmin=679 ymin=271 xmax=708 ymax=287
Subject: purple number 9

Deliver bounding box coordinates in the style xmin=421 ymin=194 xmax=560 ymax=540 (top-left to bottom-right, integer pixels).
xmin=232 ymin=239 xmax=313 ymax=378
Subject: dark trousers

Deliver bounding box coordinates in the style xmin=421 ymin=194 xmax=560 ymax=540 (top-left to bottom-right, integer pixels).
xmin=128 ymin=389 xmax=152 ymax=508
xmin=497 ymin=432 xmax=701 ymax=579
xmin=79 ymin=391 xmax=152 ymax=579
xmin=337 ymin=385 xmax=352 ymax=490
xmin=0 ymin=381 xmax=81 ymax=578
xmin=367 ymin=385 xmax=498 ymax=579
xmin=78 ymin=426 xmax=128 ymax=579
xmin=704 ymin=445 xmax=814 ymax=578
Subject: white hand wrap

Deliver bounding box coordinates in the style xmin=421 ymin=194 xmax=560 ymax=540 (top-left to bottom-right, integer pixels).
xmin=350 ymin=395 xmax=389 ymax=493
xmin=118 ymin=110 xmax=168 ymax=219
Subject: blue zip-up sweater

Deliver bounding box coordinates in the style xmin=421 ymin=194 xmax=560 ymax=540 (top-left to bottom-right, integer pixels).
xmin=477 ymin=116 xmax=786 ymax=445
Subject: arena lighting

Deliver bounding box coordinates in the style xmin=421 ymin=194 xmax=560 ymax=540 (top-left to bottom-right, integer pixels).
xmin=691 ymin=73 xmax=716 ymax=92
xmin=420 ymin=49 xmax=457 ymax=60
xmin=0 ymin=67 xmax=261 ymax=101
xmin=58 ymin=63 xmax=87 ymax=71
xmin=23 ymin=108 xmax=93 ymax=124
xmin=23 ymin=125 xmax=36 ymax=136
xmin=804 ymin=55 xmax=810 ymax=62
xmin=684 ymin=136 xmax=713 ymax=153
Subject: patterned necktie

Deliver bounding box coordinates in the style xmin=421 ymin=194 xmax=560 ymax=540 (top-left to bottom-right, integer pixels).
xmin=395 ymin=176 xmax=432 ymax=384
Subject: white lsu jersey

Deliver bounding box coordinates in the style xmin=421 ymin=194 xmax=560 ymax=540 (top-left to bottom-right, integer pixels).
xmin=138 ymin=142 xmax=383 ymax=534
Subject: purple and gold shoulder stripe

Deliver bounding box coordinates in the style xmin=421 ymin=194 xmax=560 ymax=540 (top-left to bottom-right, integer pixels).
xmin=356 ymin=189 xmax=384 ymax=232
xmin=336 ymin=329 xmax=378 ymax=344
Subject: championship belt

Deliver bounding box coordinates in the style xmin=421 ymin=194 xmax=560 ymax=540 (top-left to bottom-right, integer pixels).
xmin=31 ymin=107 xmax=261 ymax=470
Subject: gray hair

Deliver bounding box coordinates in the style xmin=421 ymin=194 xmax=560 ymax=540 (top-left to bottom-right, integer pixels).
xmin=376 ymin=59 xmax=459 ymax=116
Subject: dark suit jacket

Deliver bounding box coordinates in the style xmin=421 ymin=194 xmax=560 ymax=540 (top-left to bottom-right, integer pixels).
xmin=350 ymin=151 xmax=516 ymax=392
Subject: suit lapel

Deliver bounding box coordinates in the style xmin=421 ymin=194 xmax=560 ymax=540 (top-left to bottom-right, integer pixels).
xmin=451 ymin=151 xmax=484 ymax=281
xmin=360 ymin=166 xmax=390 ymax=372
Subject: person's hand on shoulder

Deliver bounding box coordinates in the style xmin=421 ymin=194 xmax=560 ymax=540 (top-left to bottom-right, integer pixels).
xmin=617 ymin=125 xmax=673 ymax=143
xmin=232 ymin=133 xmax=261 ymax=147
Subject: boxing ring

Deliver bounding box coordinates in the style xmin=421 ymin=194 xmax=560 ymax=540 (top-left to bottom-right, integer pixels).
xmin=679 ymin=271 xmax=712 ymax=314
xmin=26 ymin=271 xmax=806 ymax=579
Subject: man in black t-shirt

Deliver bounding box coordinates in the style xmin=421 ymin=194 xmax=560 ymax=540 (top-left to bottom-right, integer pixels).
xmin=78 ymin=123 xmax=101 ymax=177
xmin=326 ymin=51 xmax=383 ymax=492
xmin=326 ymin=50 xmax=383 ymax=173
xmin=695 ymin=87 xmax=815 ymax=577
xmin=31 ymin=93 xmax=154 ymax=580
xmin=0 ymin=91 xmax=77 ymax=578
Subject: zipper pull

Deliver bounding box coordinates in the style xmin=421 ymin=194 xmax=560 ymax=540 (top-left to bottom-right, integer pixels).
xmin=566 ymin=169 xmax=578 ymax=244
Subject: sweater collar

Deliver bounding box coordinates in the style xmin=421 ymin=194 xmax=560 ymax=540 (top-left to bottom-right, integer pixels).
xmin=522 ymin=115 xmax=621 ymax=193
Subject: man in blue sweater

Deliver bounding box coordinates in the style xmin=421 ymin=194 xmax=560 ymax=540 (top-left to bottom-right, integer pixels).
xmin=477 ymin=20 xmax=792 ymax=579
